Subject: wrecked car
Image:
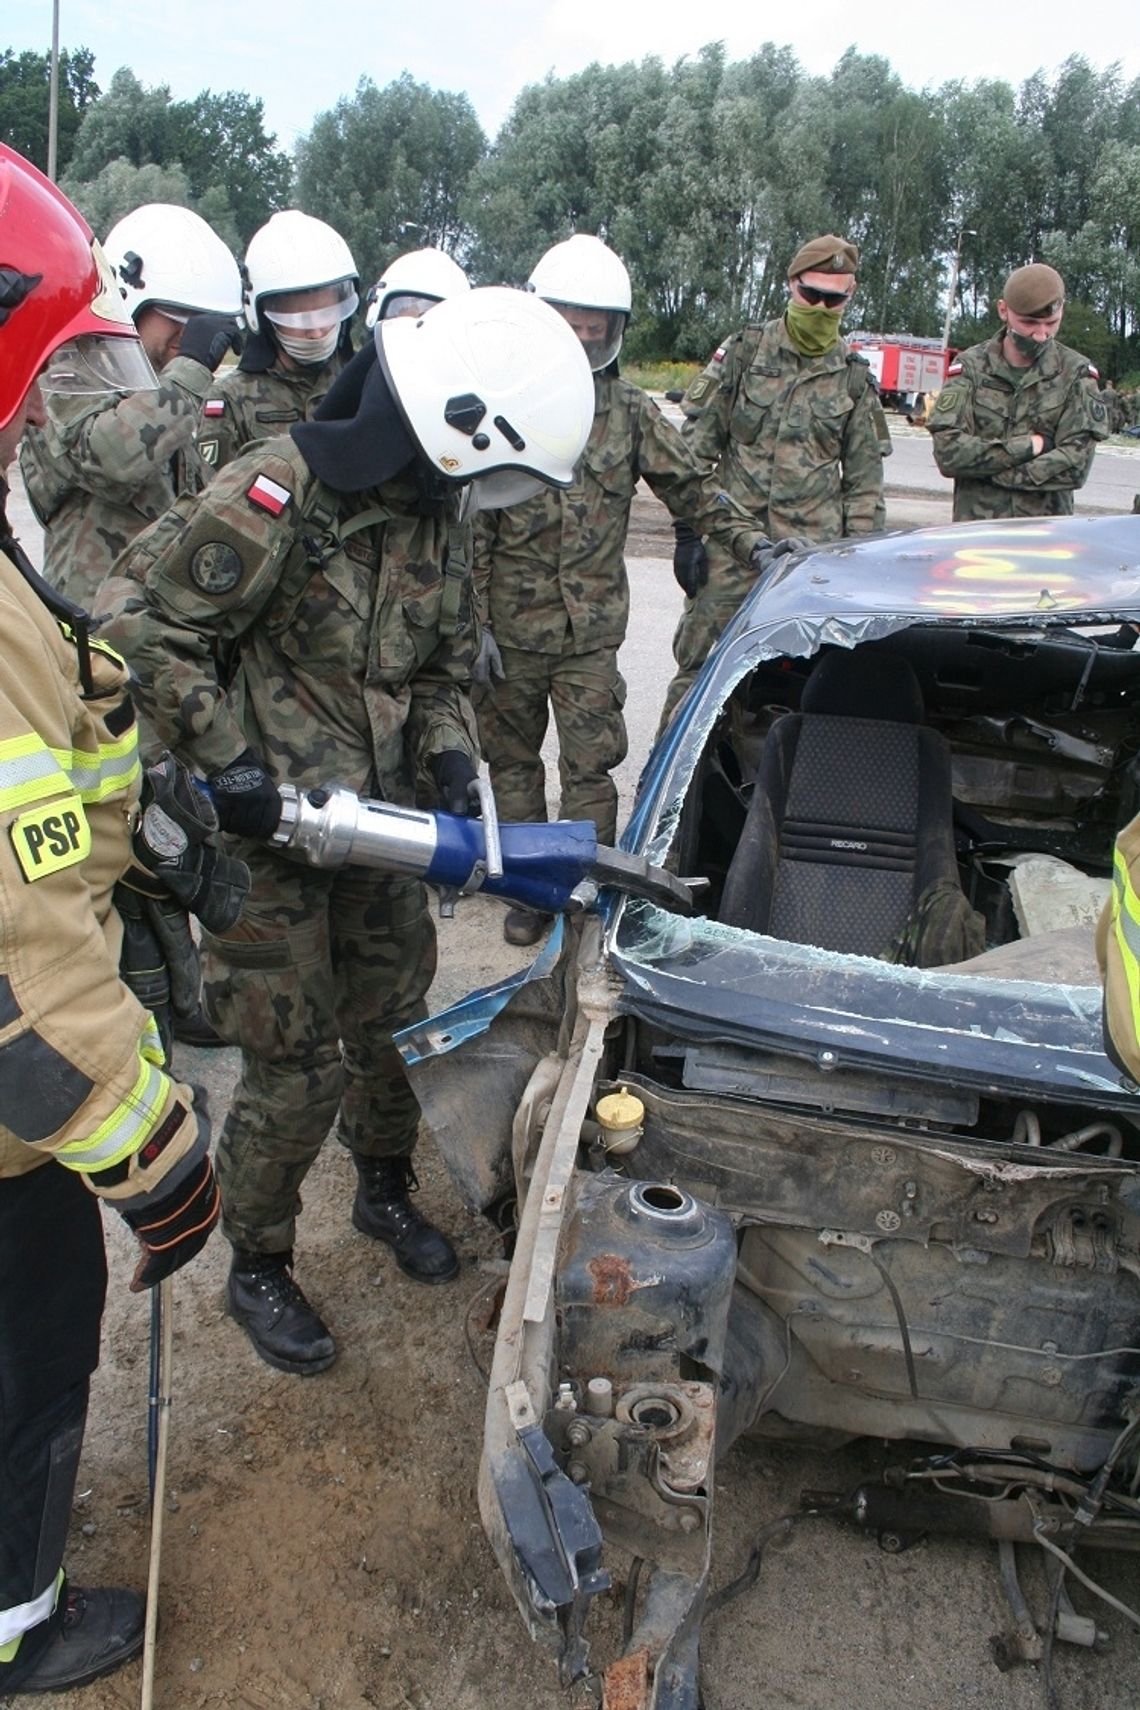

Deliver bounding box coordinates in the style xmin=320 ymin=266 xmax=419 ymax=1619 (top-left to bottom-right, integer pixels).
xmin=399 ymin=515 xmax=1140 ymax=1707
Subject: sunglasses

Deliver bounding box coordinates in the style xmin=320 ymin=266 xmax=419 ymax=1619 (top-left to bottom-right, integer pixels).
xmin=796 ymin=283 xmax=852 ymax=308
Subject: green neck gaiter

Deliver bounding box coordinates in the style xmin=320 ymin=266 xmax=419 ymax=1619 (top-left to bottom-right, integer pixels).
xmin=1008 ymin=329 xmax=1052 ymax=365
xmin=785 ymin=303 xmax=843 ymax=357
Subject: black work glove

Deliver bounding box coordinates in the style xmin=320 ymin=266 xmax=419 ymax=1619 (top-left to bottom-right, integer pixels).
xmin=749 ymin=536 xmax=810 ymax=580
xmin=430 ymin=750 xmax=479 ymax=816
xmin=672 ymin=521 xmax=708 ymax=598
xmin=120 ymin=1149 xmax=220 ymax=1293
xmin=129 ymin=753 xmax=250 ymax=931
xmin=471 ymin=628 xmax=505 ymax=686
xmin=208 ymin=748 xmax=283 ymax=841
xmin=179 ymin=312 xmax=242 ymax=373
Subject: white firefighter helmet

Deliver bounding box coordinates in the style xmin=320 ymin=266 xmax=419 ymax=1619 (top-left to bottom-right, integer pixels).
xmin=365 ymin=247 xmax=470 ymax=329
xmin=527 ymin=233 xmax=631 ymax=371
xmin=103 ymin=204 xmax=242 ymax=320
xmin=242 ymin=210 xmax=358 ymax=333
xmin=376 ymin=285 xmax=594 ymax=509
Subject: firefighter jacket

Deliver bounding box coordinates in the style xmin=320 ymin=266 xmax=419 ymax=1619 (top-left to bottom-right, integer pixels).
xmin=18 ymin=354 xmax=213 ymax=608
xmin=196 ymin=347 xmax=352 ymax=475
xmin=678 ymin=316 xmax=891 ymax=544
xmin=929 ymin=335 xmax=1110 ymax=521
xmin=1098 ymin=810 xmax=1140 ymax=1082
xmin=0 ymin=537 xmax=203 ymax=1203
xmin=96 ymin=434 xmax=479 ymax=806
xmin=472 ymin=372 xmax=764 ymax=656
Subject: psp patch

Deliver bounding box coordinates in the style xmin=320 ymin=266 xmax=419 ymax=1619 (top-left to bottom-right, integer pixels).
xmin=10 ymin=793 xmax=90 ymax=882
xmin=189 ymin=540 xmax=244 ymax=594
xmin=199 ymin=439 xmax=219 ymax=467
xmin=246 ymin=474 xmax=291 ymax=516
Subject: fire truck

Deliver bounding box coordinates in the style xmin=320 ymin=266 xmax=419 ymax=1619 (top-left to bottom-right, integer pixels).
xmin=844 ymin=332 xmax=954 ymax=411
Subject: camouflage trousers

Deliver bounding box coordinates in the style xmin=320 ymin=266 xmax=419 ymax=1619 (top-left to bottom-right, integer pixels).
xmin=658 ymin=549 xmax=758 ymax=735
xmin=475 ymin=644 xmax=627 ymax=846
xmin=202 ymin=842 xmax=436 ymax=1253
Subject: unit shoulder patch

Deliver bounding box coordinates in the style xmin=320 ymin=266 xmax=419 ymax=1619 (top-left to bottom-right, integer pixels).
xmin=189 ymin=540 xmax=244 ymax=594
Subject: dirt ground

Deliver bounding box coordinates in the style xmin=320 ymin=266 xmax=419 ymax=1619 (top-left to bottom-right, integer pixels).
xmin=6 ymin=479 xmax=1139 ymax=1710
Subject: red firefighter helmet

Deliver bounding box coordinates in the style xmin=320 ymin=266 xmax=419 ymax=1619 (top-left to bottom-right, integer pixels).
xmin=0 ymin=144 xmax=143 ymax=429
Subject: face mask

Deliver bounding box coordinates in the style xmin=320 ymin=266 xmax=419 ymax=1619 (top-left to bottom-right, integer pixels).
xmin=785 ymin=302 xmax=842 ymax=357
xmin=275 ymin=324 xmax=340 ymax=366
xmin=1008 ymin=328 xmax=1051 ymax=364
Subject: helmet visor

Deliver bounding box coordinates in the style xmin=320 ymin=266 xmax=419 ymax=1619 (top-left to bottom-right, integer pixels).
xmin=461 ymin=470 xmax=545 ymax=515
xmin=549 ymin=303 xmax=625 ymax=372
xmin=263 ymin=280 xmax=358 ymax=331
xmin=40 ymin=334 xmax=158 ymax=397
xmin=381 ymin=292 xmax=441 ymax=321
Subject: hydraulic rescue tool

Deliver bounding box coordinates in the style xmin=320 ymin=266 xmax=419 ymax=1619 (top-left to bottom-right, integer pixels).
xmin=270 ymin=779 xmax=693 ymax=917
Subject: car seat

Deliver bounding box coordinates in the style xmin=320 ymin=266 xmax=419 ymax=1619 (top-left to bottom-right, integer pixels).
xmin=717 ymin=649 xmax=968 ymax=961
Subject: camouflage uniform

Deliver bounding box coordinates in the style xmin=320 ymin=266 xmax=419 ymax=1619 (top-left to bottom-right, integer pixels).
xmin=928 ymin=335 xmax=1109 ymax=521
xmin=474 ymin=373 xmax=760 ymax=845
xmin=19 ymin=355 xmax=212 ymax=608
xmin=98 ymin=433 xmax=478 ymax=1252
xmin=662 ymin=317 xmax=891 ymax=724
xmin=196 ymin=345 xmax=352 ymax=473
xmin=1100 ymin=386 xmax=1130 ymax=437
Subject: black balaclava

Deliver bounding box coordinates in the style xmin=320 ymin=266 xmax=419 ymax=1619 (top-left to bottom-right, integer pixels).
xmin=290 ymin=341 xmax=416 ymax=493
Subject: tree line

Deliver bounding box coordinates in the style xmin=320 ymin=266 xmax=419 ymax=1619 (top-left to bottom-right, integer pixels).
xmin=3 ymin=42 xmax=1139 ymax=376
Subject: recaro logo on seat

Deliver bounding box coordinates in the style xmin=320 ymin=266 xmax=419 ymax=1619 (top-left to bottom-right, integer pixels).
xmin=831 ymin=839 xmax=868 ymax=850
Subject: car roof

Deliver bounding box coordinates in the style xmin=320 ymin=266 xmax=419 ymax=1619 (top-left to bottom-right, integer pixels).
xmin=737 ymin=516 xmax=1140 ymax=629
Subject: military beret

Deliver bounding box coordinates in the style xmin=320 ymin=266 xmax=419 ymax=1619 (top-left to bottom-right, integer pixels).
xmin=1002 ymin=263 xmax=1065 ymax=318
xmin=787 ymin=235 xmax=859 ymax=280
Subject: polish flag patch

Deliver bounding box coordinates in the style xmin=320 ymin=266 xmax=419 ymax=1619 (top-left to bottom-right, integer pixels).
xmin=946 ymin=362 xmax=963 ymax=377
xmin=1088 ymin=364 xmax=1101 ymax=380
xmin=711 ymin=345 xmax=727 ymax=364
xmin=246 ymin=474 xmax=292 ymax=516
xmin=203 ymin=399 xmax=226 ymax=418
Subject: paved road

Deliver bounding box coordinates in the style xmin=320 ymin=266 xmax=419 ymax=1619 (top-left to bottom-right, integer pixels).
xmin=884 ymin=421 xmax=1140 ymax=514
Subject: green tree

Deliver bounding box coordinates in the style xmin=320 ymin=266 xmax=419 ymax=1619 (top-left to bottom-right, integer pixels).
xmin=0 ymin=45 xmax=99 ymax=175
xmin=295 ymin=74 xmax=485 ymax=292
xmin=65 ymin=68 xmax=289 ymax=245
xmin=61 ymin=157 xmax=194 ymax=234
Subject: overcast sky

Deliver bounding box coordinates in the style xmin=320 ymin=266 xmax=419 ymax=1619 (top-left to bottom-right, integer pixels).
xmin=8 ymin=1 xmax=1140 ymax=151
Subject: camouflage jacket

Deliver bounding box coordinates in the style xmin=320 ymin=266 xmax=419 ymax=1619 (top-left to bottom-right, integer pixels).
xmin=19 ymin=355 xmax=213 ymax=608
xmin=928 ymin=335 xmax=1109 ymax=521
xmin=96 ymin=434 xmax=478 ymax=805
xmin=678 ymin=317 xmax=891 ymax=544
xmin=473 ymin=373 xmax=763 ymax=655
xmin=196 ymin=347 xmax=352 ymax=474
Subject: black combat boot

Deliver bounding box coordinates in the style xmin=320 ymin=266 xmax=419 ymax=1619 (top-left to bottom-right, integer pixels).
xmin=2 ymin=1584 xmax=144 ymax=1695
xmin=351 ymin=1157 xmax=459 ymax=1283
xmin=226 ymin=1248 xmax=336 ymax=1375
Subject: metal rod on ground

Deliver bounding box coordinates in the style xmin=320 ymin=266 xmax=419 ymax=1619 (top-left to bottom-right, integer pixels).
xmin=140 ymin=1275 xmax=174 ymax=1710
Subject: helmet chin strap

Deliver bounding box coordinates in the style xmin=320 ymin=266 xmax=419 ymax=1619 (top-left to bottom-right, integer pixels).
xmin=291 ymin=343 xmax=416 ymax=493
